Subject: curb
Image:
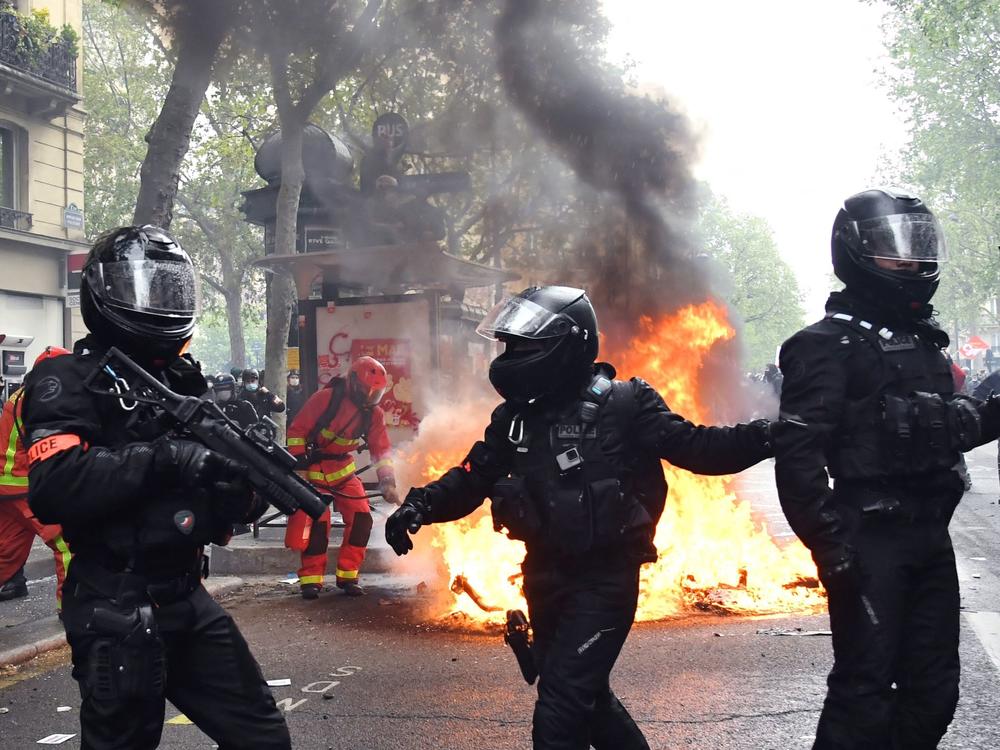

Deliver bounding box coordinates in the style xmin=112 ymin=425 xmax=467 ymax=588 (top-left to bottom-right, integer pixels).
xmin=0 ymin=576 xmax=246 ymax=669
xmin=0 ymin=631 xmax=66 ymax=670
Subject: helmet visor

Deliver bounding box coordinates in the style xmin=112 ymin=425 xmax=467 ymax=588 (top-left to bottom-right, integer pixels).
xmin=476 ymin=296 xmax=573 ymax=340
xmin=853 ymin=214 xmax=947 ymax=262
xmin=92 ymin=259 xmax=198 ymax=315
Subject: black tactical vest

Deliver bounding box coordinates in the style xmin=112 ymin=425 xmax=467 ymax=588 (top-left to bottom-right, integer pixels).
xmin=490 ymin=373 xmax=658 ymax=558
xmin=826 ymin=312 xmax=964 ymax=480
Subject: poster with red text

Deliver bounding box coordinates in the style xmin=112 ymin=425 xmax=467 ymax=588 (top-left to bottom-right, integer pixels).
xmin=315 ymin=297 xmax=432 ymax=438
xmin=350 ymin=338 xmax=417 ymax=428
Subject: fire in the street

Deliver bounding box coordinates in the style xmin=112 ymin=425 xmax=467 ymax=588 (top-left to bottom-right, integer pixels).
xmin=396 ymin=301 xmax=825 ymax=624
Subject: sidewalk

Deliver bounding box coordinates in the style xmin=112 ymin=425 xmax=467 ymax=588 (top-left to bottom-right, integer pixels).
xmin=0 ymin=570 xmax=245 ymax=668
xmin=0 ymin=506 xmax=398 ymax=668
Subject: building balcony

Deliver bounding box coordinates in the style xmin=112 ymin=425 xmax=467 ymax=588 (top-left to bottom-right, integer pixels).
xmin=0 ymin=206 xmax=32 ymax=231
xmin=0 ymin=9 xmax=79 ymax=118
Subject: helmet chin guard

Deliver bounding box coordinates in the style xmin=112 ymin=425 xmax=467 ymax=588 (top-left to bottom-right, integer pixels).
xmin=831 ymin=188 xmax=944 ymax=309
xmin=481 ymin=286 xmax=599 ymax=403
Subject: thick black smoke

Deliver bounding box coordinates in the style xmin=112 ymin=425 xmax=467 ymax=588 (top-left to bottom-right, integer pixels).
xmin=495 ymin=0 xmax=754 ymax=420
xmin=495 ymin=0 xmax=708 ymax=323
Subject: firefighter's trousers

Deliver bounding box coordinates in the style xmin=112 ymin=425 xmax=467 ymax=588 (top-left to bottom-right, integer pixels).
xmin=284 ymin=475 xmax=372 ymax=588
xmin=0 ymin=497 xmax=70 ymax=607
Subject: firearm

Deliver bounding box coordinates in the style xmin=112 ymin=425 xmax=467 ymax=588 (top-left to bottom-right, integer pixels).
xmin=504 ymin=609 xmax=537 ymax=685
xmin=83 ymin=347 xmax=329 ymax=520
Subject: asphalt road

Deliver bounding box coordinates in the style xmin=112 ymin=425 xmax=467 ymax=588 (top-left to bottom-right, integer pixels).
xmin=4 ymin=446 xmax=1000 ymax=749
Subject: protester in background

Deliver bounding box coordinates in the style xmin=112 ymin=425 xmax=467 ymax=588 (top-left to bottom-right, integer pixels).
xmin=286 ymin=357 xmax=398 ymax=599
xmin=286 ymin=369 xmax=306 ymax=424
xmin=0 ymin=346 xmax=73 ymax=607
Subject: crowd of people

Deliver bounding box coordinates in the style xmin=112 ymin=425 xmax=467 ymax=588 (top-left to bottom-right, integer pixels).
xmin=4 ymin=186 xmax=1000 ymax=749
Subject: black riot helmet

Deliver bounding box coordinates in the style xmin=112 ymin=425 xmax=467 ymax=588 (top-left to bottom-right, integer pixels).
xmin=214 ymin=373 xmax=236 ymax=404
xmin=81 ymin=225 xmax=198 ymax=359
xmin=477 ymin=286 xmax=599 ymax=403
xmin=831 ymin=187 xmax=946 ymax=310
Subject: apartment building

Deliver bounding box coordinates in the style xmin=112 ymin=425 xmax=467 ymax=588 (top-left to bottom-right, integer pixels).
xmin=0 ymin=0 xmax=86 ymax=395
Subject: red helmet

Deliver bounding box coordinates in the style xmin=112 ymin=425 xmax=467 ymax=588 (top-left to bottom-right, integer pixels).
xmin=348 ymin=356 xmax=388 ymax=407
xmin=34 ymin=346 xmax=71 ymax=367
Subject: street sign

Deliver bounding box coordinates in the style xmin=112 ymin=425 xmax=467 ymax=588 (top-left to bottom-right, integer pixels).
xmin=63 ymin=203 xmax=84 ymax=230
xmin=303 ymin=226 xmax=343 ymax=253
xmin=372 ymin=112 xmax=408 ymax=150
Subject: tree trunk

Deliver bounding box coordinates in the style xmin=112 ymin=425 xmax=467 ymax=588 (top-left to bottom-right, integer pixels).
xmin=132 ymin=16 xmax=230 ymax=228
xmin=224 ymin=285 xmax=247 ymax=369
xmin=263 ymin=120 xmax=305 ymax=438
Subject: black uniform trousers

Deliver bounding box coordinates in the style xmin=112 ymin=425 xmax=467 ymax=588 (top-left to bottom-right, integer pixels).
xmin=62 ymin=564 xmax=291 ymax=750
xmin=524 ymin=560 xmax=649 ymax=750
xmin=814 ymin=499 xmax=960 ymax=750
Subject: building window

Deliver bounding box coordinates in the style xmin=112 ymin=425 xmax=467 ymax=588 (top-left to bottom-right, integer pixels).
xmin=0 ymin=126 xmax=14 ymax=209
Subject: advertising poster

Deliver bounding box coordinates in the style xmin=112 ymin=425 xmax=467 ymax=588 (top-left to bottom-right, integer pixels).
xmin=315 ymin=297 xmax=432 ymax=437
xmin=350 ymin=338 xmax=417 ymax=428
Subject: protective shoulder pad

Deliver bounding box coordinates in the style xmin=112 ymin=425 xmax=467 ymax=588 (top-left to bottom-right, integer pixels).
xmin=21 ymin=353 xmax=102 ymax=444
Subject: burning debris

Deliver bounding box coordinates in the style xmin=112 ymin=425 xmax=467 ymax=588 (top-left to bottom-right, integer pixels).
xmin=450 ymin=575 xmax=502 ymax=613
xmin=392 ymin=302 xmax=827 ymax=627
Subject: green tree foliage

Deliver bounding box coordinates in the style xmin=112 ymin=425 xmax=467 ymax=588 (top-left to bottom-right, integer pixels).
xmin=878 ymin=0 xmax=1000 ymax=336
xmin=84 ymin=0 xmax=272 ymax=367
xmin=698 ymin=193 xmax=805 ymax=369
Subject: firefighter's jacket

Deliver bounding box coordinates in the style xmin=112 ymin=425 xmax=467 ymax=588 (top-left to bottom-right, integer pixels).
xmin=287 ymin=380 xmax=394 ymax=490
xmin=0 ymin=389 xmax=28 ymax=501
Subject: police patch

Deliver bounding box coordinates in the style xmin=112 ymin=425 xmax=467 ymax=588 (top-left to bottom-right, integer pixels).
xmin=37 ymin=376 xmax=63 ymax=403
xmin=556 ymin=425 xmax=597 ymax=440
xmin=174 ymin=510 xmax=196 ymax=535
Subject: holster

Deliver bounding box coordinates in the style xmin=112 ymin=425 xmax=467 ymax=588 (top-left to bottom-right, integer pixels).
xmin=490 ymin=477 xmax=541 ymax=541
xmin=85 ymin=603 xmax=165 ymax=702
xmin=504 ymin=609 xmax=537 ymax=685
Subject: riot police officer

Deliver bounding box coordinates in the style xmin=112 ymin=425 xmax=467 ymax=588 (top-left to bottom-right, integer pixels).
xmin=385 ymin=286 xmax=776 ymax=750
xmin=21 ymin=226 xmax=291 ymax=749
xmin=215 ymin=372 xmax=259 ymax=429
xmin=240 ymin=368 xmax=285 ymax=421
xmin=774 ymin=189 xmax=1000 ymax=749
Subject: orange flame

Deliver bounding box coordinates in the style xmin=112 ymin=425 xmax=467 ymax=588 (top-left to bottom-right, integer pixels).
xmin=394 ymin=301 xmax=824 ymax=623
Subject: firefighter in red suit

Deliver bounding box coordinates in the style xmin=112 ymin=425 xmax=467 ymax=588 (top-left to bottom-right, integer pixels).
xmin=285 ymin=357 xmax=399 ymax=598
xmin=0 ymin=346 xmax=73 ymax=608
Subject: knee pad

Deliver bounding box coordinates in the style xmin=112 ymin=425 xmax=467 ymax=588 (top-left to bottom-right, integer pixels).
xmin=305 ymin=521 xmax=330 ymax=556
xmin=347 ymin=512 xmax=373 ymax=548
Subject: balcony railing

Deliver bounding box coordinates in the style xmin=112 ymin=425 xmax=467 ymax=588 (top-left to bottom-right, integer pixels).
xmin=0 ymin=206 xmax=33 ymax=231
xmin=0 ymin=11 xmax=77 ymax=92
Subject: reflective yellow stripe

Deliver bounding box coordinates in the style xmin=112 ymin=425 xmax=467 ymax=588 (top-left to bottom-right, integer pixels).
xmin=53 ymin=535 xmax=72 ymax=591
xmin=372 ymin=458 xmax=393 ymax=470
xmin=335 ymin=568 xmax=359 ymax=580
xmin=287 ymin=437 xmax=306 ymax=446
xmin=305 ymin=462 xmax=357 ymax=484
xmin=299 ymin=575 xmax=323 ymax=585
xmin=319 ymin=429 xmax=359 ymax=448
xmin=2 ymin=394 xmax=22 ymax=485
xmin=324 ymin=463 xmax=357 ymax=483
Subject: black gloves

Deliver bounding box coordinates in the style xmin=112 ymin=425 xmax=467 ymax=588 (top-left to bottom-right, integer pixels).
xmin=385 ymin=488 xmax=431 ymax=555
xmin=154 ymin=439 xmax=249 ymax=496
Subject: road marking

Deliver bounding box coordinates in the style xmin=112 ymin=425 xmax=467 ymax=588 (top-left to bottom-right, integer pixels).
xmin=964 ymin=612 xmax=1000 ymax=674
xmin=166 ymin=714 xmax=192 ymax=725
xmin=275 ymin=698 xmax=308 ymax=712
